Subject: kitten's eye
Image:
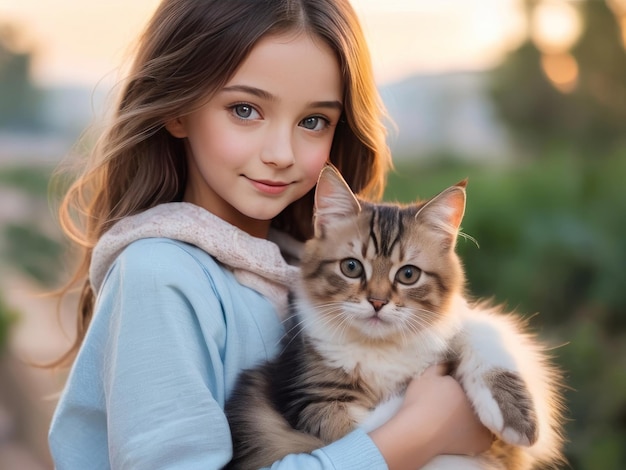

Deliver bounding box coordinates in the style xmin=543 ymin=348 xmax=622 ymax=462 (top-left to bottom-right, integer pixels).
xmin=395 ymin=265 xmax=421 ymax=285
xmin=340 ymin=258 xmax=364 ymax=278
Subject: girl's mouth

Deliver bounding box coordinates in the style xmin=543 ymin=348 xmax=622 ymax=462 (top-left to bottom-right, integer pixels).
xmin=247 ymin=177 xmax=291 ymax=195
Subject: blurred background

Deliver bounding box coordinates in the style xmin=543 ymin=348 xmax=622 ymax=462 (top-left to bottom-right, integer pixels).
xmin=0 ymin=0 xmax=625 ymax=468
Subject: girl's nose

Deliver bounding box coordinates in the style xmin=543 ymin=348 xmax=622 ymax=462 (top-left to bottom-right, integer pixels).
xmin=260 ymin=126 xmax=295 ymax=168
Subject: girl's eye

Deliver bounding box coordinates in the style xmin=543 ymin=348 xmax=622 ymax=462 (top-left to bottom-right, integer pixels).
xmin=395 ymin=265 xmax=421 ymax=285
xmin=299 ymin=116 xmax=329 ymax=131
xmin=231 ymin=104 xmax=260 ymax=120
xmin=340 ymin=258 xmax=364 ymax=278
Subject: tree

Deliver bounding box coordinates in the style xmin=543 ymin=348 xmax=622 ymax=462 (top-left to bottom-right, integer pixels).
xmin=0 ymin=23 xmax=44 ymax=131
xmin=489 ymin=0 xmax=626 ymax=157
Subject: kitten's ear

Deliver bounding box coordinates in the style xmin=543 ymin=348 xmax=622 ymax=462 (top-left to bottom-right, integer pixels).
xmin=313 ymin=165 xmax=361 ymax=237
xmin=415 ymin=179 xmax=467 ymax=247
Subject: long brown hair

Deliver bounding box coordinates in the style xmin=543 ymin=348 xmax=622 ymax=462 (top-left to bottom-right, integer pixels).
xmin=53 ymin=0 xmax=391 ymax=367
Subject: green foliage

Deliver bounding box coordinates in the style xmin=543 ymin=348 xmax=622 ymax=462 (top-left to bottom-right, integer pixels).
xmin=481 ymin=4 xmax=626 ymax=464
xmin=2 ymin=223 xmax=64 ymax=286
xmin=0 ymin=165 xmax=64 ymax=351
xmin=488 ymin=1 xmax=626 ymax=157
xmin=0 ymin=165 xmax=55 ymax=197
xmin=385 ymin=153 xmax=626 ymax=469
xmin=0 ymin=291 xmax=18 ymax=353
xmin=0 ymin=166 xmax=63 ymax=288
xmin=0 ymin=23 xmax=44 ymax=131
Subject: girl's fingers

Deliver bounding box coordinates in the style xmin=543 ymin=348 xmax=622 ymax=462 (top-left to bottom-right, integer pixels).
xmin=421 ymin=363 xmax=448 ymax=378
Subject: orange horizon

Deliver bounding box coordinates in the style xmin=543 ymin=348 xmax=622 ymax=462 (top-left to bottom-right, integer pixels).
xmin=0 ymin=0 xmax=526 ymax=88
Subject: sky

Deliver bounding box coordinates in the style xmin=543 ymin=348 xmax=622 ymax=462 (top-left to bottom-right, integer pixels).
xmin=0 ymin=0 xmax=527 ymax=88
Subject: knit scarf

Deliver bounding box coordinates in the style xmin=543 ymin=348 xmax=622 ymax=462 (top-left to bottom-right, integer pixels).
xmin=89 ymin=202 xmax=301 ymax=317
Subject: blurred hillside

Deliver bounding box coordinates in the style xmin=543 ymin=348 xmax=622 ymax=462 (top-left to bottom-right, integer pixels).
xmin=381 ymin=72 xmax=510 ymax=160
xmin=0 ymin=87 xmax=107 ymax=165
xmin=1 ymin=1 xmax=626 ymax=469
xmin=2 ymin=68 xmax=500 ymax=165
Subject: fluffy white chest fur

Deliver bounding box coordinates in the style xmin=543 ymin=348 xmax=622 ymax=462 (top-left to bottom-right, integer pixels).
xmin=314 ymin=333 xmax=448 ymax=395
xmin=300 ymin=295 xmax=466 ymax=429
xmin=313 ymin=336 xmax=447 ymax=431
xmin=300 ymin=294 xmax=468 ymax=393
xmin=301 ymin=293 xmax=542 ymax=443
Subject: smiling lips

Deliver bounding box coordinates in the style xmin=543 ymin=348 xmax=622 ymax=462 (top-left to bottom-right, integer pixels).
xmin=247 ymin=177 xmax=291 ymax=195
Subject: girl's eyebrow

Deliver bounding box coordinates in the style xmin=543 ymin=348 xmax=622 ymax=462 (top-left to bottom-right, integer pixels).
xmin=309 ymin=99 xmax=343 ymax=111
xmin=221 ymin=84 xmax=343 ymax=110
xmin=222 ymin=84 xmax=276 ymax=102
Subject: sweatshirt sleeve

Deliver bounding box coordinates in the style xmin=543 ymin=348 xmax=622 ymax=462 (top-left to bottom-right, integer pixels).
xmin=99 ymin=239 xmax=235 ymax=469
xmin=65 ymin=239 xmax=388 ymax=470
xmin=267 ymin=428 xmax=388 ymax=469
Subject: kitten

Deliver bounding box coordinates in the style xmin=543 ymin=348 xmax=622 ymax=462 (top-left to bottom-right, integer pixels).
xmin=225 ymin=165 xmax=565 ymax=470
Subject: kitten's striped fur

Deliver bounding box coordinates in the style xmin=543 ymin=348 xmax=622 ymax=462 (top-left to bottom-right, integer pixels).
xmin=225 ymin=166 xmax=565 ymax=469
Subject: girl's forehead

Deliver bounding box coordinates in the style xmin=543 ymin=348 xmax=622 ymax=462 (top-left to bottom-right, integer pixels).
xmin=224 ymin=32 xmax=343 ymax=104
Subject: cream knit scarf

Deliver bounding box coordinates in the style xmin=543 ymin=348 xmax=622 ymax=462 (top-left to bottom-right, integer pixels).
xmin=89 ymin=202 xmax=301 ymax=317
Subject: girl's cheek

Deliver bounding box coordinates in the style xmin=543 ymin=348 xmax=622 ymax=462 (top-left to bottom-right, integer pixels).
xmin=305 ymin=136 xmax=333 ymax=169
xmin=306 ymin=148 xmax=331 ymax=180
xmin=213 ymin=130 xmax=258 ymax=164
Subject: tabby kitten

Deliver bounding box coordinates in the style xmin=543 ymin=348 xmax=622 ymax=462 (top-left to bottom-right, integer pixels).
xmin=225 ymin=166 xmax=564 ymax=470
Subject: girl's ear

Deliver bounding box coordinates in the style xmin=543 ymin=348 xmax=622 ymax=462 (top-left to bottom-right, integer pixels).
xmin=313 ymin=165 xmax=361 ymax=238
xmin=165 ymin=117 xmax=188 ymax=138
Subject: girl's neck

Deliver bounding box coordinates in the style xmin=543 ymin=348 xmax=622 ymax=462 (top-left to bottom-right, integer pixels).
xmin=182 ymin=191 xmax=271 ymax=239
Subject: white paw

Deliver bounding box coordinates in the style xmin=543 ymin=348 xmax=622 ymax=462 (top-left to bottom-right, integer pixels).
xmin=465 ymin=369 xmax=538 ymax=447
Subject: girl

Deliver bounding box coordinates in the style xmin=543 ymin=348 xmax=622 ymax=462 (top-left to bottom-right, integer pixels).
xmin=49 ymin=0 xmax=493 ymax=468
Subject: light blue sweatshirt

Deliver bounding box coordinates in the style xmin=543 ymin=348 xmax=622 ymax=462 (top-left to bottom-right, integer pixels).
xmin=49 ymin=204 xmax=389 ymax=469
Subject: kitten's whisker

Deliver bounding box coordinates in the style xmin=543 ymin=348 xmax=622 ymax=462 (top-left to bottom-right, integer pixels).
xmin=277 ymin=310 xmax=310 ymax=344
xmin=404 ymin=318 xmax=426 ymax=338
xmin=398 ymin=320 xmax=410 ymax=345
xmin=414 ymin=306 xmax=444 ymax=319
xmin=280 ymin=328 xmax=306 ymax=352
xmin=338 ymin=312 xmax=355 ymax=339
xmin=458 ymin=231 xmax=479 ymax=248
xmin=310 ymin=304 xmax=350 ymax=343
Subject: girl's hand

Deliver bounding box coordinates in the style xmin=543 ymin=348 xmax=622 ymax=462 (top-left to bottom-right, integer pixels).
xmin=403 ymin=364 xmax=494 ymax=455
xmin=369 ymin=364 xmax=494 ymax=470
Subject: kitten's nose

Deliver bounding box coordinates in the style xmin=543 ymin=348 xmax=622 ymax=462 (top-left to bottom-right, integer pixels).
xmin=368 ymin=298 xmax=388 ymax=312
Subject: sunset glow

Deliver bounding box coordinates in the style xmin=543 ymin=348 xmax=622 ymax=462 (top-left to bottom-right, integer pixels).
xmin=0 ymin=0 xmax=526 ymax=88
xmin=541 ymin=52 xmax=579 ymax=93
xmin=531 ymin=0 xmax=583 ymax=53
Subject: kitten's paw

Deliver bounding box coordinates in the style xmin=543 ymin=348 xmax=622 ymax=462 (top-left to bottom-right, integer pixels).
xmin=483 ymin=369 xmax=538 ymax=447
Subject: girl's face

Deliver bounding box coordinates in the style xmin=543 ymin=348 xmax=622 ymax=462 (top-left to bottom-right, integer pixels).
xmin=167 ymin=31 xmax=343 ymax=238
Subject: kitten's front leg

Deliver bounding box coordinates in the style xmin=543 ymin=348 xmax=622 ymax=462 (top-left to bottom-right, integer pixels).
xmin=451 ymin=305 xmax=540 ymax=447
xmin=300 ymin=400 xmax=362 ymax=443
xmin=475 ymin=368 xmax=538 ymax=446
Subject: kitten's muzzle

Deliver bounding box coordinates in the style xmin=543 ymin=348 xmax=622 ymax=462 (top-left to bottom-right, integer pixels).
xmin=368 ymin=298 xmax=388 ymax=312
